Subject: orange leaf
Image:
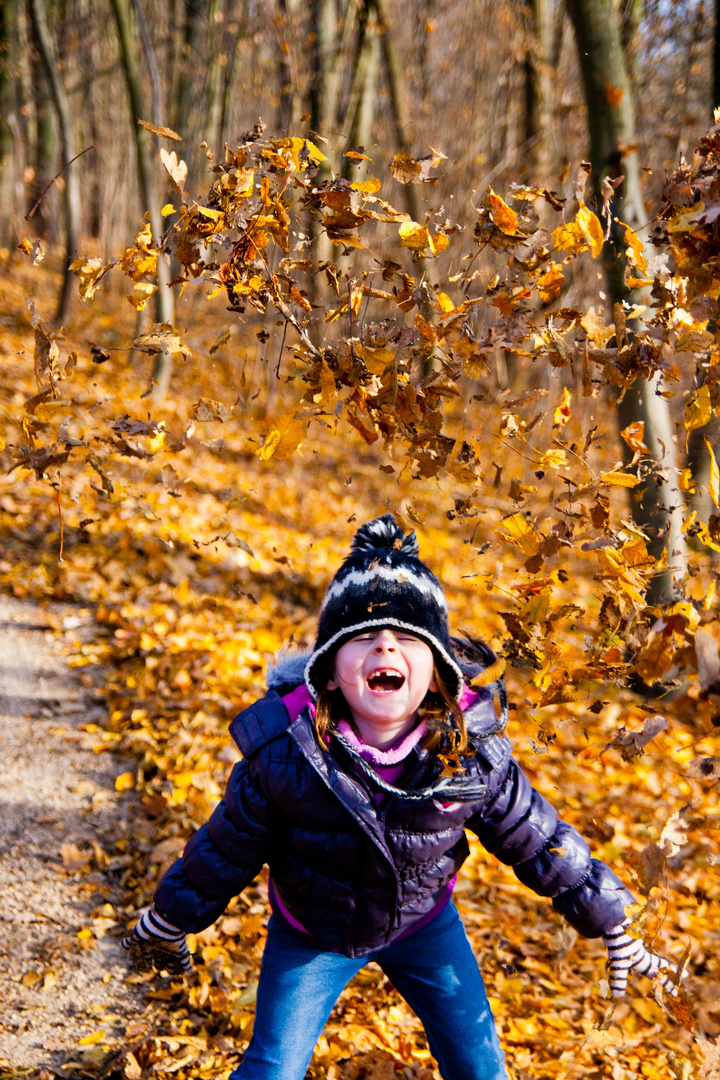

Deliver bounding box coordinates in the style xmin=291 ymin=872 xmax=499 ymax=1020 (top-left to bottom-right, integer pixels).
xmin=486 ymin=188 xmax=518 ymax=235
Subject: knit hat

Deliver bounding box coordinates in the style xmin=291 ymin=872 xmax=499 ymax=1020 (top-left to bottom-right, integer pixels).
xmin=304 ymin=514 xmax=463 ymax=699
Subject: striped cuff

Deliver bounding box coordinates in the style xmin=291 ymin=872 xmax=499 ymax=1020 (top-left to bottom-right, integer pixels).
xmin=134 ymin=906 xmax=185 ymax=942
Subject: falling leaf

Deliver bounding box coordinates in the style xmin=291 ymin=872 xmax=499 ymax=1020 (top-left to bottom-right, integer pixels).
xmin=69 ymin=256 xmax=116 ymax=301
xmin=127 ymin=281 xmax=158 ymax=311
xmin=160 ymin=148 xmax=188 ymax=193
xmin=600 ymin=470 xmax=640 ymax=487
xmin=686 ymin=756 xmax=720 ymax=780
xmin=576 ymin=204 xmax=604 ymax=257
xmin=138 ymin=119 xmax=182 ymax=141
xmin=684 ymin=384 xmax=711 ymax=433
xmin=705 ymin=438 xmax=719 ymax=507
xmin=553 ymin=386 xmax=571 ymax=426
xmin=620 ymin=421 xmax=649 ymax=453
xmin=604 ymin=85 xmax=624 ymax=106
xmin=605 ymin=714 xmax=668 ymax=761
xmin=695 ymin=623 xmax=720 ymax=692
xmin=389 ymin=151 xmax=444 ymax=185
xmin=350 ymin=179 xmax=382 ymax=194
xmin=486 ymin=189 xmax=518 ymax=235
xmin=115 ymin=771 xmax=135 ymax=792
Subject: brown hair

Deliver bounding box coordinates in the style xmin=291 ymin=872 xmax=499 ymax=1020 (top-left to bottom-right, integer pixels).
xmin=314 ymin=654 xmax=468 ymax=757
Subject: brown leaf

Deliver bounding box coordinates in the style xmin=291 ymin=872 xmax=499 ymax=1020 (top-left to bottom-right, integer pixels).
xmin=137 ymin=119 xmax=182 ymax=141
xmin=695 ymin=624 xmax=720 ymax=693
xmin=389 ymin=151 xmax=443 ymax=185
xmin=627 ymin=842 xmax=666 ymax=894
xmin=686 ymin=756 xmax=720 ymax=781
xmin=605 ymin=714 xmax=668 ymax=761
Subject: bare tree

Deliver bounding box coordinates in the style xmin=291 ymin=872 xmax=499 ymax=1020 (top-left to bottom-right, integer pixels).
xmin=27 ymin=0 xmax=82 ymax=323
xmin=565 ymin=0 xmax=688 ymax=598
xmin=110 ymin=0 xmax=175 ymax=399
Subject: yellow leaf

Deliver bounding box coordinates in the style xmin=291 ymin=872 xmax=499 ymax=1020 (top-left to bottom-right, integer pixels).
xmin=540 ymin=448 xmax=568 ymax=469
xmin=706 ymin=437 xmax=720 ymax=508
xmin=115 ymin=771 xmax=135 ymax=792
xmin=576 ymin=204 xmax=604 ymax=257
xmin=581 ymin=309 xmax=614 ymax=346
xmin=161 ymin=203 xmax=175 ymax=216
xmin=685 ymin=384 xmax=712 ymax=433
xmin=486 ymin=188 xmax=518 ymax=235
xmin=678 ymin=468 xmax=696 ymax=494
xmin=500 ymin=512 xmax=539 ymax=556
xmin=552 ymin=221 xmax=585 ymax=255
xmin=553 ymin=386 xmax=571 ymax=426
xmin=78 ymin=1030 xmax=106 ymax=1046
xmin=77 ymin=928 xmax=94 ymax=942
xmin=600 ymin=470 xmax=640 ymax=487
xmin=350 ymin=178 xmax=381 ymax=194
xmin=429 ymin=231 xmax=449 ymax=256
xmin=257 ymin=411 xmax=305 ymax=461
xmin=618 ymin=219 xmax=648 ymax=272
xmin=435 ymin=292 xmax=455 ymax=314
xmin=148 ymin=425 xmax=166 ymax=452
xmin=69 ymin=256 xmax=116 ymax=301
xmin=398 ymin=221 xmax=430 ymax=251
xmin=127 ymin=281 xmax=157 ymax=311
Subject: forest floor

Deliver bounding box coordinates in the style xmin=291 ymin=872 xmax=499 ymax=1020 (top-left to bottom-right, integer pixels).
xmin=0 ymin=593 xmax=153 ymax=1075
xmin=0 ymin=256 xmax=718 ymax=1079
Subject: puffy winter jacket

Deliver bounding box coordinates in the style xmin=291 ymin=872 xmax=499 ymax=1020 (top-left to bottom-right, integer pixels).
xmin=155 ymin=659 xmax=633 ymax=957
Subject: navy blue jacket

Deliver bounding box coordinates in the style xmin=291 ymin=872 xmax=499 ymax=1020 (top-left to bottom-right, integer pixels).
xmin=155 ymin=663 xmax=633 ymax=958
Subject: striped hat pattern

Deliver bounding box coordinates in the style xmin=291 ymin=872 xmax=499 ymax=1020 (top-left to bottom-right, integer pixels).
xmin=304 ymin=514 xmax=463 ymax=699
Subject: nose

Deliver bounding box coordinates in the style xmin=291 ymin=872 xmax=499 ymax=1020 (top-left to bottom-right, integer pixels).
xmin=374 ymin=630 xmax=397 ymax=652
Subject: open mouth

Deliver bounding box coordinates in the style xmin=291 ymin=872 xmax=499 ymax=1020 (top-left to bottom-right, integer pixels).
xmin=366 ymin=669 xmax=405 ymax=693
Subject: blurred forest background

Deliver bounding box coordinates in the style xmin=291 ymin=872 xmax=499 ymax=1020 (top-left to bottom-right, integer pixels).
xmin=2 ymin=2 xmax=720 ymax=1079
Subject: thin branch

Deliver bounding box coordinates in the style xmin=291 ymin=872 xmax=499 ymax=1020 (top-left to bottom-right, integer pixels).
xmin=25 ymin=145 xmax=94 ymax=221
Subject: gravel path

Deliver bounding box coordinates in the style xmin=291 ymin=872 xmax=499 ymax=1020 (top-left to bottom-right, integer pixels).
xmin=0 ymin=594 xmax=146 ymax=1073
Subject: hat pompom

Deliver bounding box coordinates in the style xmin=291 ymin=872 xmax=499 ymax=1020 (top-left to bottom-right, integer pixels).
xmin=350 ymin=513 xmax=419 ymax=558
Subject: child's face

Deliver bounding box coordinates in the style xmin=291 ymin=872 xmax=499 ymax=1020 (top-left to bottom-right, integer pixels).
xmin=326 ymin=628 xmax=437 ymax=746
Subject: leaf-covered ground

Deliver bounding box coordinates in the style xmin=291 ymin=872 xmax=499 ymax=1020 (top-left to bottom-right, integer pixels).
xmin=1 ymin=256 xmax=719 ymax=1080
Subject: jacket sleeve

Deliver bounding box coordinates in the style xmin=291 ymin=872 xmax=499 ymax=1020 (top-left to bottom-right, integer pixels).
xmin=469 ymin=757 xmax=633 ymax=937
xmin=154 ymin=758 xmax=273 ymax=933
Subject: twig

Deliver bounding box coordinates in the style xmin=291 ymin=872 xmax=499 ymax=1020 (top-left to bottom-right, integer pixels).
xmin=275 ymin=319 xmax=288 ymax=378
xmin=347 ymin=280 xmax=358 ymax=363
xmin=25 ymin=145 xmax=94 ymax=220
xmin=55 ymin=477 xmax=64 ymax=562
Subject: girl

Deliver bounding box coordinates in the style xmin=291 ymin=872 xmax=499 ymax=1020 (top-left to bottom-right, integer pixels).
xmin=123 ymin=514 xmax=675 ymax=1080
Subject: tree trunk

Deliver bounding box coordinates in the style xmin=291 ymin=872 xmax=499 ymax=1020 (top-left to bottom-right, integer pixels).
xmin=523 ymin=0 xmax=557 ymax=186
xmin=715 ymin=0 xmax=720 ymax=112
xmin=307 ymin=0 xmax=336 ymax=324
xmin=373 ymin=0 xmax=421 ymax=225
xmin=205 ymin=0 xmax=225 ymax=152
xmin=565 ymin=0 xmax=688 ymax=599
xmin=276 ymin=0 xmax=300 ymax=134
xmin=27 ymin=0 xmax=82 ymax=324
xmin=110 ymin=0 xmax=175 ymax=400
xmin=343 ymin=5 xmax=380 ymax=173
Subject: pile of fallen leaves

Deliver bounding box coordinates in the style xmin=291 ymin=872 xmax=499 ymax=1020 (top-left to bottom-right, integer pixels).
xmin=1 ymin=124 xmax=720 ymax=1079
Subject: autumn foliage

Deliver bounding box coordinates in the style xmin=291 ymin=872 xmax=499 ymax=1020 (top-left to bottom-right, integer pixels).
xmin=2 ymin=120 xmax=720 ymax=1078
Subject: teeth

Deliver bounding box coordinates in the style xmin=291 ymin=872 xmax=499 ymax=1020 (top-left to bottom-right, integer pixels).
xmin=367 ymin=670 xmax=405 ymax=692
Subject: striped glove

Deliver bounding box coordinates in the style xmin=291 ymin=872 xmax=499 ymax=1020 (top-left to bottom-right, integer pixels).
xmin=121 ymin=907 xmax=193 ymax=975
xmin=603 ymin=923 xmax=676 ymax=998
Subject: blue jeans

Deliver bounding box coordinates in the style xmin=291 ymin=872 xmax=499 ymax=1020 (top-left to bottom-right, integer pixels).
xmin=230 ymin=902 xmax=507 ymax=1080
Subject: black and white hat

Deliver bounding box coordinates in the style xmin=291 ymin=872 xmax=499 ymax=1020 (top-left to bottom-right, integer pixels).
xmin=304 ymin=514 xmax=463 ymax=699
